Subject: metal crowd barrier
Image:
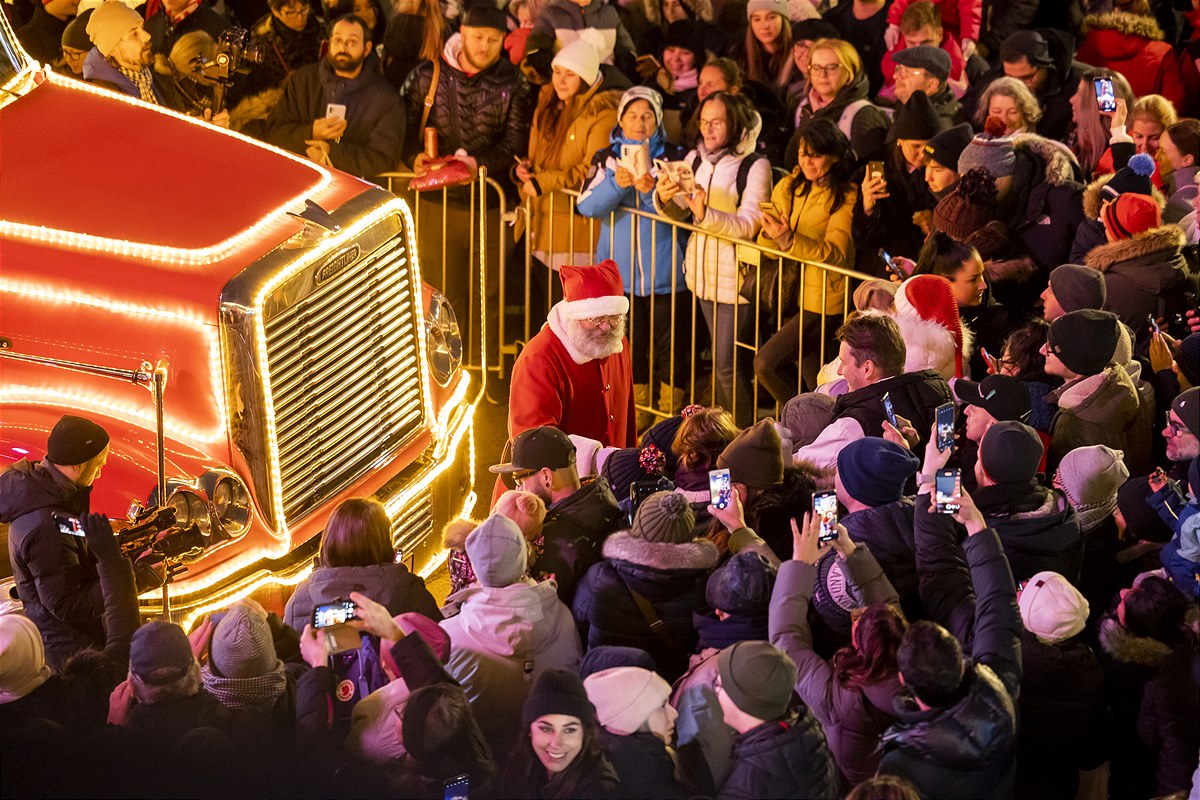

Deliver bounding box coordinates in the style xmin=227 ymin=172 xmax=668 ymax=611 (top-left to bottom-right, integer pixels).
xmin=377 ymin=169 xmax=876 ymax=426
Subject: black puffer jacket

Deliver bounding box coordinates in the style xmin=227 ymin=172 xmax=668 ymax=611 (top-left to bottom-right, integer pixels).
xmin=572 ymin=530 xmax=719 ymax=682
xmin=402 ymin=34 xmax=535 ymax=186
xmin=0 ymin=459 xmax=102 ymax=670
xmin=716 ymin=705 xmax=839 ymax=800
xmin=833 ymin=369 xmax=953 ymax=454
xmin=976 ymin=483 xmax=1083 ymax=584
xmin=1016 ymin=631 xmax=1110 ymax=800
xmin=533 ymin=476 xmax=624 ymax=605
xmin=600 ymin=729 xmax=691 ymax=799
xmin=841 ymin=500 xmax=922 ymax=621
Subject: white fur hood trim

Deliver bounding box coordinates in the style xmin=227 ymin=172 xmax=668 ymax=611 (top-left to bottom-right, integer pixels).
xmin=602 ymin=530 xmax=720 ymax=571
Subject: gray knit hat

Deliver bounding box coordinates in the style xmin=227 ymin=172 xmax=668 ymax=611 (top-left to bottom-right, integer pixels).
xmin=1048 ymin=264 xmax=1106 ymax=314
xmin=619 ymin=86 xmax=664 ymax=127
xmin=957 ymin=116 xmax=1016 ymax=179
xmin=465 ymin=513 xmax=528 ymax=587
xmin=211 ymin=604 xmax=278 ymax=679
xmin=1054 ymin=445 xmax=1127 ymax=531
xmin=632 ymin=491 xmax=695 ymax=543
xmin=716 ymin=641 xmax=796 ymax=721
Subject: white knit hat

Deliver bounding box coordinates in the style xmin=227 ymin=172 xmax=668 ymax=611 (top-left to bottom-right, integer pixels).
xmin=0 ymin=614 xmax=51 ymax=704
xmin=584 ymin=666 xmax=672 ymax=735
xmin=86 ymin=0 xmax=143 ymax=58
xmin=1018 ymin=571 xmax=1089 ymax=644
xmin=552 ymin=39 xmax=601 ymax=86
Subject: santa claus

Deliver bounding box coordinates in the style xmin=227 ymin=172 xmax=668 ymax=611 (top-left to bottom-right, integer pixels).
xmin=508 ymin=260 xmax=636 ymax=448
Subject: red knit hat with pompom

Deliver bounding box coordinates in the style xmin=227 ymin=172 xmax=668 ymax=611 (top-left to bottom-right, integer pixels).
xmin=896 ymin=275 xmax=967 ymax=377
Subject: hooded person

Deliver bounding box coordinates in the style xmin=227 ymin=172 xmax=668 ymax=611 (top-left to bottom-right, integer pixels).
xmin=974 ymin=421 xmax=1083 ymax=583
xmin=893 ymin=274 xmax=974 ymax=379
xmin=1013 ymin=570 xmax=1108 ymax=800
xmin=1042 ymin=309 xmax=1150 ymax=474
xmin=572 ymin=490 xmax=719 ymax=682
xmin=584 ymin=667 xmax=691 ymax=798
xmin=508 ymin=260 xmax=636 ymax=449
xmin=439 ymin=513 xmax=583 ymax=759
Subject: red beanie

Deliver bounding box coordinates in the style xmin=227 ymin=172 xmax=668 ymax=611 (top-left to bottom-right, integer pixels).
xmin=1102 ymin=193 xmax=1161 ymax=240
xmin=896 ymin=275 xmax=967 ymax=377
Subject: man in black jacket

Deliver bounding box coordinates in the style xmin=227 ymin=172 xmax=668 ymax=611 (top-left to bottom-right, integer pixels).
xmin=266 ymin=14 xmax=405 ymax=178
xmin=996 ymin=29 xmax=1084 ymax=143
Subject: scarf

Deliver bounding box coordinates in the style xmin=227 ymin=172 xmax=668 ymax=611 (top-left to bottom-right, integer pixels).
xmin=671 ymin=67 xmax=698 ymax=92
xmin=201 ymin=660 xmax=288 ymax=710
xmin=118 ymin=65 xmax=158 ymax=104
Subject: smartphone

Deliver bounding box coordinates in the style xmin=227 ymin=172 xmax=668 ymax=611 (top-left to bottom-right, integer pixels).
xmin=1093 ymin=77 xmax=1116 ymax=113
xmin=980 ymin=346 xmax=998 ymax=374
xmin=935 ymin=468 xmax=961 ymax=514
xmin=813 ymin=491 xmax=838 ymax=545
xmin=54 ymin=513 xmax=85 ymax=537
xmin=629 ymin=478 xmax=672 ymax=526
xmin=1148 ymin=314 xmax=1162 ymax=336
xmin=444 ymin=774 xmax=469 ymax=800
xmin=312 ymin=600 xmax=357 ymax=628
xmin=758 ymin=201 xmax=778 ymax=217
xmin=867 ymin=160 xmax=885 ymax=182
xmin=881 ymin=250 xmax=905 ymax=280
xmin=325 ymin=102 xmax=347 ymax=121
xmin=709 ymin=468 xmax=732 ymax=510
xmin=935 ymin=402 xmax=955 ymax=452
xmin=882 ymin=391 xmax=898 ymax=429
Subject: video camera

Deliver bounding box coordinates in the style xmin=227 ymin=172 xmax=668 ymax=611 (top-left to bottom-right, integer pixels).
xmin=116 ymin=505 xmax=211 ymax=561
xmin=190 ymin=28 xmax=265 ymax=114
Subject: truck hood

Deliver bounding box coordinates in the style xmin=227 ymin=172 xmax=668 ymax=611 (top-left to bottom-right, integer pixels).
xmin=0 ymin=72 xmax=369 ymax=319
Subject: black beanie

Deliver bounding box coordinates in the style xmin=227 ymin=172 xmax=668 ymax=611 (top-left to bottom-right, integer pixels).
xmin=1047 ymin=309 xmax=1120 ymax=376
xmin=461 ymin=2 xmax=507 ymax=32
xmin=522 ymin=668 xmax=596 ymax=725
xmin=46 ymin=415 xmax=110 ymax=466
xmin=979 ymin=421 xmax=1043 ymax=484
xmin=890 ymin=90 xmax=944 ymax=141
xmin=924 ymin=123 xmax=974 ymax=171
xmin=662 ymin=20 xmax=708 ymax=68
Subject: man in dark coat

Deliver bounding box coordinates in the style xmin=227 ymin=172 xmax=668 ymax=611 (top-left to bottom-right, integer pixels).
xmin=143 ymin=0 xmax=231 ymax=57
xmin=1 ymin=416 xmax=111 ymax=669
xmin=266 ymin=14 xmax=405 ymax=178
xmin=996 ymin=29 xmax=1084 ymax=143
xmin=15 ymin=0 xmax=77 ymax=64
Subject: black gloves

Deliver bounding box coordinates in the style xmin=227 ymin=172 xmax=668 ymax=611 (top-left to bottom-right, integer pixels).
xmin=81 ymin=512 xmax=121 ymax=563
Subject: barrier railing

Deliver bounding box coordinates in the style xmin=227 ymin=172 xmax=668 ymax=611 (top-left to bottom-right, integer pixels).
xmin=377 ymin=169 xmax=876 ymax=427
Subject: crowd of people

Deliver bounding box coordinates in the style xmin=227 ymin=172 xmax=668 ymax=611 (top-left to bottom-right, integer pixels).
xmin=6 ymin=0 xmax=1200 ymax=796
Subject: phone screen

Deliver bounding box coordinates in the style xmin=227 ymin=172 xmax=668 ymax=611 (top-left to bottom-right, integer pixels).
xmin=312 ymin=600 xmax=357 ymax=628
xmin=55 ymin=514 xmax=85 ymax=537
xmin=935 ymin=402 xmax=955 ymax=452
xmin=1093 ymin=78 xmax=1116 ymax=112
xmin=444 ymin=774 xmax=469 ymax=800
xmin=935 ymin=469 xmax=961 ymax=514
xmin=882 ymin=391 xmax=898 ymax=428
xmin=813 ymin=491 xmax=838 ymax=544
xmin=868 ymin=161 xmax=885 ymax=181
xmin=709 ymin=468 xmax=732 ymax=510
xmin=1148 ymin=314 xmax=1162 ymax=335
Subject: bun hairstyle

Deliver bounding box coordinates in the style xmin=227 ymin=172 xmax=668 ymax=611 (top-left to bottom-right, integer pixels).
xmin=915 ymin=231 xmax=978 ymax=279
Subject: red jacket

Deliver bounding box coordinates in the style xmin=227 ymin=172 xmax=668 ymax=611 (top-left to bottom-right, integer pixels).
xmin=1077 ymin=12 xmax=1188 ymax=111
xmin=508 ymin=304 xmax=635 ymax=448
xmin=887 ymin=0 xmax=981 ymax=44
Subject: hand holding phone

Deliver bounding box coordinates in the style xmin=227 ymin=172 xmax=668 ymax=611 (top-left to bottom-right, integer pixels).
xmin=934 ymin=468 xmax=961 ymax=514
xmin=935 ymin=402 xmax=955 ymax=452
xmin=325 ymin=103 xmax=347 ymax=121
xmin=813 ymin=491 xmax=838 ymax=546
xmin=981 ymin=346 xmax=998 ymax=374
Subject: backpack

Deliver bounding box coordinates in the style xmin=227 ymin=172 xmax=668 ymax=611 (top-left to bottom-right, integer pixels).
xmin=329 ymin=633 xmax=390 ymax=725
xmin=690 ymin=151 xmax=767 ymax=208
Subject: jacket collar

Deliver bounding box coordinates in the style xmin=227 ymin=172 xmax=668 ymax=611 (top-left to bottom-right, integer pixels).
xmin=1082 ymin=10 xmax=1166 ymax=41
xmin=601 ymin=529 xmax=719 ymax=570
xmin=1083 ymin=225 xmax=1186 ymax=272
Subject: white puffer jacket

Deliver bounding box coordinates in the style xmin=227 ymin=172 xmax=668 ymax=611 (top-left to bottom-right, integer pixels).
xmin=654 ymin=112 xmax=772 ymax=305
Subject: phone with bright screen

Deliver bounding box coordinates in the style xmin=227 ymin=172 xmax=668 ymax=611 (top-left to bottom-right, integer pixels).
xmin=312 ymin=600 xmax=357 ymax=629
xmin=444 ymin=774 xmax=469 ymax=800
xmin=935 ymin=402 xmax=955 ymax=452
xmin=1093 ymin=77 xmax=1117 ymax=112
xmin=882 ymin=391 xmax=898 ymax=428
xmin=935 ymin=468 xmax=961 ymax=514
xmin=813 ymin=491 xmax=838 ymax=545
xmin=709 ymin=468 xmax=732 ymax=510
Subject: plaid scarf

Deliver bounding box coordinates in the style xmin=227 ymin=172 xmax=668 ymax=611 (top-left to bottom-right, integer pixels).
xmin=118 ymin=65 xmax=158 ymax=104
xmin=201 ymin=660 xmax=288 ymax=710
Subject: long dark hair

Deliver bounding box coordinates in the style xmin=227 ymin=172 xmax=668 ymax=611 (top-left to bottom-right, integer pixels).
xmin=790 ymin=118 xmax=855 ymax=214
xmin=502 ymin=716 xmax=608 ymax=800
xmin=914 ymin=231 xmax=977 ymax=279
xmin=1122 ymin=576 xmax=1195 ymax=648
xmin=1001 ymin=319 xmax=1049 ymax=379
xmin=831 ymin=603 xmax=907 ymax=689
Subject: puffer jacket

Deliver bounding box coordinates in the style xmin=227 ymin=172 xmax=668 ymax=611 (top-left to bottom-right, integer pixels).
xmin=401 ymin=34 xmax=535 ymax=184
xmin=0 ymin=459 xmax=103 ymax=669
xmin=572 ymin=530 xmax=720 ymax=682
xmin=653 ymin=113 xmax=772 ymax=305
xmin=1045 ymin=365 xmax=1146 ymax=474
xmin=716 ymin=705 xmax=839 ymax=800
xmin=577 ymin=124 xmax=687 ymax=296
xmin=792 ymin=67 xmax=891 ymax=165
xmin=440 ymin=579 xmax=582 ymax=757
xmin=524 ymin=70 xmax=627 ymax=257
xmin=769 ymin=548 xmax=905 ymax=785
xmin=524 ymin=0 xmax=636 ymax=79
xmin=756 ymin=173 xmax=856 ymax=315
xmin=1086 ymin=226 xmax=1197 ymax=343
xmin=532 ymin=475 xmax=624 ymax=604
xmin=1077 ymin=12 xmax=1188 ymax=110
xmin=284 ymin=562 xmax=440 ymax=632
xmin=997 ymin=133 xmax=1084 ymax=282
xmin=976 ymin=484 xmax=1083 ymax=584
xmin=841 ymin=500 xmax=922 ymax=621
xmin=1137 ymin=644 xmax=1200 ymax=797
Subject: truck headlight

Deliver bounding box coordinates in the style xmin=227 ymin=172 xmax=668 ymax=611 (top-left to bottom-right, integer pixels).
xmin=211 ymin=476 xmax=252 ymax=536
xmin=425 ymin=290 xmax=462 ymax=387
xmin=167 ymin=489 xmax=211 ymax=537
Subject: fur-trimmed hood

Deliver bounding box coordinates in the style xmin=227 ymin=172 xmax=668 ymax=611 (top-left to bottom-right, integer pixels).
xmin=602 ymin=529 xmax=720 ymax=571
xmin=1097 ymin=615 xmax=1175 ymax=666
xmin=1083 ymin=225 xmax=1187 ymax=273
xmin=1012 ymin=133 xmax=1081 ymax=187
xmin=1082 ymin=11 xmax=1165 ymax=42
xmin=1082 ymin=172 xmax=1167 ymax=220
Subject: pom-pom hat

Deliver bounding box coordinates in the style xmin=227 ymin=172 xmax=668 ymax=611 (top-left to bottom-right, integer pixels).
xmin=1102 ymin=152 xmax=1156 ymax=200
xmin=958 ymin=117 xmax=1016 ymax=179
xmin=933 ymin=167 xmax=998 ymax=242
xmin=1102 ymin=192 xmax=1161 ymax=240
xmin=558 ymin=260 xmax=630 ymax=321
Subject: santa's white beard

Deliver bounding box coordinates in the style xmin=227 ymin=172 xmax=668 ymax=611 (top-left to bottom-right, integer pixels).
xmin=565 ymin=316 xmax=625 ymax=360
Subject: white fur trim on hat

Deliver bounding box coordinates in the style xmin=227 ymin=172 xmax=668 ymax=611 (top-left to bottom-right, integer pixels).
xmin=558 ymin=294 xmax=630 ymax=321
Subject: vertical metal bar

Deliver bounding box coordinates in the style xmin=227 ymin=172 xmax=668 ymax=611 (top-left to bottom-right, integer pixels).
xmin=154 ymin=366 xmax=169 ymax=618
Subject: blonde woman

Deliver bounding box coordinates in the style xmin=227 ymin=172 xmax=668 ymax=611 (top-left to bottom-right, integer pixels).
xmin=792 ymin=37 xmax=890 ymax=165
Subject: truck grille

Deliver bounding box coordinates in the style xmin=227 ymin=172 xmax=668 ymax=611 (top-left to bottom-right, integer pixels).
xmin=393 ymin=492 xmax=434 ymax=560
xmin=262 ymin=225 xmax=426 ymax=522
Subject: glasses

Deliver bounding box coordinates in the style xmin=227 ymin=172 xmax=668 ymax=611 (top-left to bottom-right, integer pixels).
xmin=61 ymin=47 xmax=88 ymax=63
xmin=809 ymin=63 xmax=842 ymax=75
xmin=583 ymin=314 xmax=624 ymax=327
xmin=512 ymin=469 xmax=538 ymax=486
xmin=893 ymin=66 xmax=927 ymax=79
xmin=1165 ymin=413 xmax=1188 ymax=437
xmin=278 ymin=4 xmax=310 ymax=17
xmin=698 ymin=118 xmax=726 ymax=130
xmin=1007 ymin=68 xmax=1039 ymax=86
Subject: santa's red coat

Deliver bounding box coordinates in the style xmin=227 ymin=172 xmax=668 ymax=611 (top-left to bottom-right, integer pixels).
xmin=508 ymin=307 xmax=635 ymax=448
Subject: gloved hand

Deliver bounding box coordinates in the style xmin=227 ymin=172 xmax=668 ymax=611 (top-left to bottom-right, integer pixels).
xmin=82 ymin=512 xmax=121 ymax=562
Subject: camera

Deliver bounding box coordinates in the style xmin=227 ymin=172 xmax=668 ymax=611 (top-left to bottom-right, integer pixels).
xmin=191 ymin=28 xmax=265 ymax=113
xmin=116 ymin=505 xmax=217 ymax=561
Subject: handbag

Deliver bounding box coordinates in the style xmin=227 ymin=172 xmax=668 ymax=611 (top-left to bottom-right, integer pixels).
xmin=408 ymin=58 xmax=475 ymax=192
xmin=739 ymin=256 xmax=800 ymax=319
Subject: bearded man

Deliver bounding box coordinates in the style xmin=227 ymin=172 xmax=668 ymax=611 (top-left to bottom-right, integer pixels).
xmin=266 ymin=14 xmax=405 ymax=178
xmin=83 ymin=1 xmax=177 ymax=105
xmin=508 ymin=260 xmax=636 ymax=448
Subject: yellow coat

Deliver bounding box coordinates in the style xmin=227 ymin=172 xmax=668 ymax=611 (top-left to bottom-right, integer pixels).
xmin=757 ymin=174 xmax=857 ymax=316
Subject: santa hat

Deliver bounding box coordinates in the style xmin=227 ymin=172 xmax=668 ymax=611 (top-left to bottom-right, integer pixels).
xmin=558 ymin=260 xmax=630 ymax=321
xmin=894 ymin=275 xmax=972 ymax=378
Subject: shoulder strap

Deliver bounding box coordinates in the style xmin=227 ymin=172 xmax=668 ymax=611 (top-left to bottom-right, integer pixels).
xmin=615 ymin=570 xmax=682 ymax=651
xmin=837 ymin=98 xmax=872 ymax=142
xmin=735 ymin=152 xmax=765 ymax=205
xmin=419 ymin=58 xmax=441 ymax=133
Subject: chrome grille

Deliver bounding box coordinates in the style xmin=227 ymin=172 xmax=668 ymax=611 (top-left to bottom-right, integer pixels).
xmin=393 ymin=491 xmax=434 ymax=559
xmin=263 ymin=223 xmax=425 ymax=522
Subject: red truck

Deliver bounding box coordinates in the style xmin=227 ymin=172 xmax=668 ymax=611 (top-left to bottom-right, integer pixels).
xmin=0 ymin=23 xmax=477 ymax=625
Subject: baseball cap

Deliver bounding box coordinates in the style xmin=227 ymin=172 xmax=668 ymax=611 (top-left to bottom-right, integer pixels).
xmin=489 ymin=426 xmax=576 ymax=474
xmin=953 ymin=375 xmax=1031 ymax=423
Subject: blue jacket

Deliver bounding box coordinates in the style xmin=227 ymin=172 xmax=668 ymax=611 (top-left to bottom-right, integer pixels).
xmin=577 ymin=126 xmax=687 ymax=296
xmin=83 ymin=48 xmax=170 ymax=104
xmin=1147 ymin=470 xmax=1200 ymax=600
